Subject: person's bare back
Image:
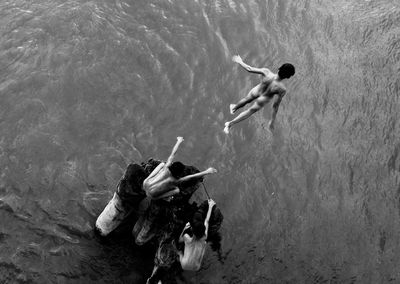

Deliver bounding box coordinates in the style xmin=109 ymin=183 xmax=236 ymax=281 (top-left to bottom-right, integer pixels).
xmin=224 ymin=55 xmax=295 ymax=134
xmin=143 ymin=163 xmax=180 ymax=200
xmin=179 ymin=233 xmax=207 ymax=271
xmin=178 ymin=199 xmax=216 ymax=271
xmin=142 ymin=137 xmax=217 ymax=201
xmin=246 ymin=72 xmax=286 ymax=100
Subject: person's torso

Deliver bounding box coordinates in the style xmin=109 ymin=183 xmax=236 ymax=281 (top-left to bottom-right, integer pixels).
xmin=256 ymin=74 xmax=285 ymax=98
xmin=181 ymin=239 xmax=207 ymax=271
xmin=143 ymin=167 xmax=176 ymax=196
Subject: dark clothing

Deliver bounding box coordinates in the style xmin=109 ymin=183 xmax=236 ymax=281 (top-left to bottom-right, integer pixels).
xmin=132 ymin=198 xmax=173 ymax=245
xmin=155 ymin=238 xmax=178 ymax=268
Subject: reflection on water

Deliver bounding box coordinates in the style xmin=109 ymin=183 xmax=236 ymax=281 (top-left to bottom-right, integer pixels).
xmin=0 ymin=0 xmax=399 ymax=283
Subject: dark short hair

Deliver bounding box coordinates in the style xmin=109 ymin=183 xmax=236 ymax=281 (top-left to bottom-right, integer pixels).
xmin=278 ymin=63 xmax=295 ymax=79
xmin=168 ymin=161 xmax=185 ymax=179
xmin=191 ymin=222 xmax=206 ymax=238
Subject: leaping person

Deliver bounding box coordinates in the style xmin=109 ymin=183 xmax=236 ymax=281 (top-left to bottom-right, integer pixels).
xmin=224 ymin=55 xmax=295 ymax=134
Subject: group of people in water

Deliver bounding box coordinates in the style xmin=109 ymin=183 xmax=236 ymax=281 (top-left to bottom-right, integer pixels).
xmin=143 ymin=136 xmax=218 ymax=280
xmin=143 ymin=137 xmax=218 ymax=283
xmin=96 ymin=55 xmax=295 ymax=283
xmin=145 ymin=53 xmax=294 ymax=273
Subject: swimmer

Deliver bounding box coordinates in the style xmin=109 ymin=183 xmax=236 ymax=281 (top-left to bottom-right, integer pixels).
xmin=178 ymin=199 xmax=216 ymax=271
xmin=143 ymin=137 xmax=217 ymax=200
xmin=224 ymin=55 xmax=295 ymax=134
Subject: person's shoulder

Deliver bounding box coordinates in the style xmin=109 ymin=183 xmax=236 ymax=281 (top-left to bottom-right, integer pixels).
xmin=152 ymin=162 xmax=166 ymax=172
xmin=159 ymin=164 xmax=171 ymax=173
xmin=274 ymin=81 xmax=287 ymax=94
xmin=261 ymin=68 xmax=273 ymax=76
xmin=184 ymin=234 xmax=193 ymax=242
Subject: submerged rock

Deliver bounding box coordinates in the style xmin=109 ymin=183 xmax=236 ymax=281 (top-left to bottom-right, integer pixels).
xmin=95 ymin=159 xmax=223 ymax=284
xmin=95 ymin=163 xmax=147 ymax=236
xmin=95 ymin=158 xmax=203 ymax=238
xmin=132 ymin=159 xmax=203 ymax=245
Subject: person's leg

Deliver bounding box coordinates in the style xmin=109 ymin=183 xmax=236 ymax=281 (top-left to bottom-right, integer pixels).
xmin=230 ymin=86 xmax=258 ymax=114
xmin=151 ymin=186 xmax=180 ymax=200
xmin=224 ymin=107 xmax=258 ymax=134
xmin=224 ymin=95 xmax=270 ymax=134
xmin=156 ymin=187 xmax=180 ymax=201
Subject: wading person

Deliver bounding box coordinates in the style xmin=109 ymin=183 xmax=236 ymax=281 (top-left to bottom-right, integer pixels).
xmin=224 ymin=55 xmax=295 ymax=134
xmin=143 ymin=137 xmax=217 ymax=200
xmin=177 ymin=199 xmax=216 ymax=271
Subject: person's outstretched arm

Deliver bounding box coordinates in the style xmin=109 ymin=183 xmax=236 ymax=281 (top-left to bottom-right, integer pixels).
xmin=204 ymin=199 xmax=216 ymax=239
xmin=166 ymin=137 xmax=184 ymax=167
xmin=269 ymin=92 xmax=285 ymax=130
xmin=176 ymin=167 xmax=217 ymax=184
xmin=232 ymin=55 xmax=269 ymax=75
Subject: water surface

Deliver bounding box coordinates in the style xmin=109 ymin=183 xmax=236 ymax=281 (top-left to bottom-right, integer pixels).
xmin=0 ymin=0 xmax=400 ymax=283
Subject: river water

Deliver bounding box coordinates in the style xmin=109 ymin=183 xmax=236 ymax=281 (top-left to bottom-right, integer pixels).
xmin=0 ymin=0 xmax=399 ymax=283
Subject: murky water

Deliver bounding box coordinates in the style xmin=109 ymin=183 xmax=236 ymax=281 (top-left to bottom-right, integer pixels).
xmin=0 ymin=0 xmax=399 ymax=283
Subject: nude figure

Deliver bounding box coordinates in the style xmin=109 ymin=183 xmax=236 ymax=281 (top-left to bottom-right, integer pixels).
xmin=178 ymin=199 xmax=216 ymax=271
xmin=143 ymin=137 xmax=217 ymax=200
xmin=224 ymin=55 xmax=295 ymax=134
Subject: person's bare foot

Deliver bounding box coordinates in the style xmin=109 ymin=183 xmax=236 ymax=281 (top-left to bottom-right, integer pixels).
xmin=223 ymin=122 xmax=231 ymax=134
xmin=229 ymin=104 xmax=236 ymax=115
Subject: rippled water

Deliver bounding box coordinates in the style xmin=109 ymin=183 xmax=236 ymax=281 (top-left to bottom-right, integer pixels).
xmin=1 ymin=0 xmax=400 ymax=283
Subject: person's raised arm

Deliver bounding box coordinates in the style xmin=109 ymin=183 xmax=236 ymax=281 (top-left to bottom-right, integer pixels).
xmin=268 ymin=92 xmax=285 ymax=130
xmin=176 ymin=167 xmax=217 ymax=184
xmin=232 ymin=55 xmax=269 ymax=76
xmin=166 ymin=137 xmax=184 ymax=167
xmin=204 ymin=199 xmax=216 ymax=239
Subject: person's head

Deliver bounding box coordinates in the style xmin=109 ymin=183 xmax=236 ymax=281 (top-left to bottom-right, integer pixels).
xmin=191 ymin=222 xmax=206 ymax=239
xmin=168 ymin=161 xmax=185 ymax=179
xmin=278 ymin=63 xmax=295 ymax=79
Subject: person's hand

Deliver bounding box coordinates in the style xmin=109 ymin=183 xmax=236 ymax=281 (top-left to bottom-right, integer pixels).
xmin=232 ymin=55 xmax=243 ymax=63
xmin=177 ymin=136 xmax=184 ymax=143
xmin=207 ymin=167 xmax=217 ymax=174
xmin=184 ymin=222 xmax=191 ymax=229
xmin=208 ymin=199 xmax=216 ymax=207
